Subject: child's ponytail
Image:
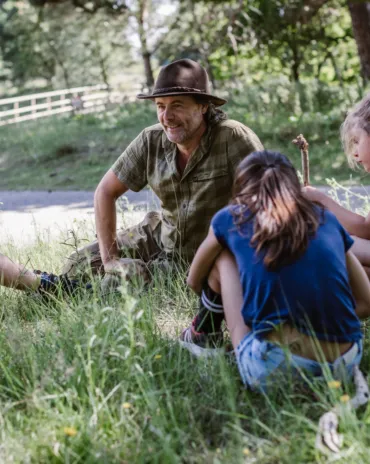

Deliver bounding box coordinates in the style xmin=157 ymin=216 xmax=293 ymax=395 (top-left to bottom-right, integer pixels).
xmin=231 ymin=150 xmax=320 ymax=270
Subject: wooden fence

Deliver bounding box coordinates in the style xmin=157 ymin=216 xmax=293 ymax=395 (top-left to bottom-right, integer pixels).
xmin=0 ymin=84 xmax=136 ymax=127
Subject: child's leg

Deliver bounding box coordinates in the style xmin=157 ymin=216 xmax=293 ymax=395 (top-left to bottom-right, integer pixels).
xmin=181 ymin=250 xmax=249 ymax=352
xmin=0 ymin=254 xmax=40 ymax=291
xmin=208 ymin=250 xmax=250 ymax=349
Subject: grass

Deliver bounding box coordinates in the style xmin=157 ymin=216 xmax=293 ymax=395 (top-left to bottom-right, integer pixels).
xmin=1 ymin=209 xmax=370 ymax=463
xmin=1 ymin=93 xmax=368 ymax=191
xmin=0 ymin=105 xmax=157 ymax=190
xmin=1 ymin=83 xmax=370 ymax=461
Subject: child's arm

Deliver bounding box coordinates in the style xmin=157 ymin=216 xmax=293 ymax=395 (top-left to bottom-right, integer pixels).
xmin=187 ymin=226 xmax=223 ymax=295
xmin=0 ymin=254 xmax=40 ymax=291
xmin=303 ymin=187 xmax=370 ymax=240
xmin=346 ymin=250 xmax=370 ymax=319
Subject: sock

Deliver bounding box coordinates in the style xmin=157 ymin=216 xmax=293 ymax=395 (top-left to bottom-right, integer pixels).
xmin=193 ymin=283 xmax=224 ymax=333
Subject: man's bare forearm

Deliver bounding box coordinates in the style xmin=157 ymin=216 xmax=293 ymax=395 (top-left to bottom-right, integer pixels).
xmin=94 ymin=185 xmax=119 ymax=265
xmin=94 ymin=170 xmax=129 ymax=267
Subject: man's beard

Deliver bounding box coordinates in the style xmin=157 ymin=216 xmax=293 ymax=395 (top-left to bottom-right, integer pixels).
xmin=165 ymin=121 xmax=203 ymax=144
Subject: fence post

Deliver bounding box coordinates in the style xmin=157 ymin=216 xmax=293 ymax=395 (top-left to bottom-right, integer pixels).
xmin=14 ymin=101 xmax=19 ymax=123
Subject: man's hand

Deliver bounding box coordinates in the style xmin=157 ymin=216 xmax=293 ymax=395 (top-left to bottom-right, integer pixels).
xmin=104 ymin=258 xmax=151 ymax=284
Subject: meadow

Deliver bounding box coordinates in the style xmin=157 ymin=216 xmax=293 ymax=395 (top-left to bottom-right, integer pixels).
xmin=1 ymin=79 xmax=369 ymax=190
xmin=1 ymin=218 xmax=370 ymax=463
xmin=1 ymin=80 xmax=370 ymax=462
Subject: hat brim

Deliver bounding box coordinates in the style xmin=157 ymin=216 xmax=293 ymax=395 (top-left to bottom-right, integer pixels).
xmin=136 ymin=91 xmax=227 ymax=107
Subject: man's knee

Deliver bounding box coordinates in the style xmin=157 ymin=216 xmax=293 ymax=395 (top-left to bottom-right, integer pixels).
xmin=61 ymin=240 xmax=102 ymax=277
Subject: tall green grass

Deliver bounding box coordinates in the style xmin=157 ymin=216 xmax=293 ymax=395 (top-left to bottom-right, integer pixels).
xmin=1 ymin=220 xmax=370 ymax=463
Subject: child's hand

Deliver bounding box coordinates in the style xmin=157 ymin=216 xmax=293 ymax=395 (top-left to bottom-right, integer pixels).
xmin=302 ymin=186 xmax=326 ymax=204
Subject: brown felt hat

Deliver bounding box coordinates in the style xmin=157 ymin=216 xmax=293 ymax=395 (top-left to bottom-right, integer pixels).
xmin=136 ymin=59 xmax=227 ymax=106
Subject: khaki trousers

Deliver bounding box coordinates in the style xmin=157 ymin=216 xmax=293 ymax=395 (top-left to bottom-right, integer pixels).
xmin=61 ymin=212 xmax=173 ymax=289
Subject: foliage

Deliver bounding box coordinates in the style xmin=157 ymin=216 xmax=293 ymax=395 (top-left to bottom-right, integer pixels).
xmin=0 ymin=0 xmax=364 ymax=93
xmin=244 ymin=0 xmax=358 ymax=82
xmin=163 ymin=0 xmax=361 ymax=86
xmin=1 ymin=1 xmax=132 ymax=90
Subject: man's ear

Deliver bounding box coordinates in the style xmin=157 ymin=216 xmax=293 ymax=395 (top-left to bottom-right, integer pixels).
xmin=202 ymin=104 xmax=208 ymax=114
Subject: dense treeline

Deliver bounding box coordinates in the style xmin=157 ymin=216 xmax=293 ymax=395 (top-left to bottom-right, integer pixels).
xmin=0 ymin=0 xmax=369 ymax=95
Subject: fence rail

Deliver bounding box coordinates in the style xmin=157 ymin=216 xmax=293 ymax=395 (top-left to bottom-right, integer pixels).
xmin=0 ymin=84 xmax=138 ymax=127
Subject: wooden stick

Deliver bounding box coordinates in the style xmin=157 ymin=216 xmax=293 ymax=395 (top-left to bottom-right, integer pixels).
xmin=292 ymin=134 xmax=310 ymax=186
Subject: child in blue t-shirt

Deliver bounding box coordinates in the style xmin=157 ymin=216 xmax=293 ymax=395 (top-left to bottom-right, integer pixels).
xmin=180 ymin=150 xmax=370 ymax=391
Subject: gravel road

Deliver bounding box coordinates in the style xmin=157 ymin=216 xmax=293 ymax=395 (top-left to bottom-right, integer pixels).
xmin=1 ymin=186 xmax=370 ymax=245
xmin=0 ymin=190 xmax=159 ymax=245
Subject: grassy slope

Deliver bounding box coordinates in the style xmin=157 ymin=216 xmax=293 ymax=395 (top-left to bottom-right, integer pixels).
xmin=0 ymin=105 xmax=157 ymax=190
xmin=0 ymin=100 xmax=367 ymax=191
xmin=1 ymin=231 xmax=370 ymax=463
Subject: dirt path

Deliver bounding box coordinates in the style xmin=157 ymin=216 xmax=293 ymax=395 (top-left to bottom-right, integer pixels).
xmin=1 ymin=186 xmax=369 ymax=245
xmin=0 ymin=190 xmax=159 ymax=245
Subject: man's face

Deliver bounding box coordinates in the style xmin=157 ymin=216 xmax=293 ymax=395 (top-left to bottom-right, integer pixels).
xmin=352 ymin=127 xmax=370 ymax=172
xmin=155 ymin=96 xmax=207 ymax=145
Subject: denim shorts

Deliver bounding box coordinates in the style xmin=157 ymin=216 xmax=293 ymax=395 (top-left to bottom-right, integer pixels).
xmin=236 ymin=331 xmax=363 ymax=392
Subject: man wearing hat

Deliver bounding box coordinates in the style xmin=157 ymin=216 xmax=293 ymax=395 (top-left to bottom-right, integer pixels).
xmin=62 ymin=59 xmax=263 ymax=287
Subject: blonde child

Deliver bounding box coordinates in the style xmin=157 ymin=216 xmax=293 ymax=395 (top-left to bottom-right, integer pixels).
xmin=304 ymin=93 xmax=370 ymax=276
xmin=181 ymin=150 xmax=370 ymax=391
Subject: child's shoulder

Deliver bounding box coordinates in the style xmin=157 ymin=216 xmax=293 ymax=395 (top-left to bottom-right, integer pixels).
xmin=212 ymin=204 xmax=251 ymax=225
xmin=318 ymin=206 xmax=341 ymax=227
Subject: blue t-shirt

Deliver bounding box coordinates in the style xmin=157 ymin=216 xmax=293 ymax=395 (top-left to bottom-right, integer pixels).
xmin=211 ymin=205 xmax=362 ymax=343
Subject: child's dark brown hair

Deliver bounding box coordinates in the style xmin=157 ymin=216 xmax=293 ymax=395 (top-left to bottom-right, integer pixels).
xmin=231 ymin=150 xmax=320 ymax=270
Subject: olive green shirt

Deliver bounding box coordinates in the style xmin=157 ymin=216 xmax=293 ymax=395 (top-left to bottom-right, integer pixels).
xmin=112 ymin=120 xmax=263 ymax=261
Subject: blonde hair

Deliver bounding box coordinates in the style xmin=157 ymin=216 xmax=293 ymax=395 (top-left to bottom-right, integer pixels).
xmin=341 ymin=93 xmax=370 ymax=168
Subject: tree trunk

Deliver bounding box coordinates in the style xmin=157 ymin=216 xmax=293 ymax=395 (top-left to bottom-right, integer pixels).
xmin=141 ymin=51 xmax=154 ymax=89
xmin=290 ymin=42 xmax=300 ymax=82
xmin=136 ymin=0 xmax=154 ymax=89
xmin=348 ymin=1 xmax=370 ymax=81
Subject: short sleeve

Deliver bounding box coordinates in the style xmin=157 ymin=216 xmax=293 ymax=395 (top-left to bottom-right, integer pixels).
xmin=211 ymin=207 xmax=231 ymax=247
xmin=228 ymin=124 xmax=264 ymax=175
xmin=325 ymin=210 xmax=354 ymax=252
xmin=340 ymin=225 xmax=354 ymax=252
xmin=111 ymin=130 xmax=148 ymax=192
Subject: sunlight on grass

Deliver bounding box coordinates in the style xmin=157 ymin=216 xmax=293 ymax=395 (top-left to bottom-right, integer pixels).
xmin=0 ymin=190 xmax=369 ymax=462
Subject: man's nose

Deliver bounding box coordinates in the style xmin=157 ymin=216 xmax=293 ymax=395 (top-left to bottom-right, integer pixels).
xmin=163 ymin=107 xmax=174 ymax=121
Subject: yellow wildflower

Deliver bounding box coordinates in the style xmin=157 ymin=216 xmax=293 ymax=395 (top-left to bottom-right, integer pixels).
xmin=122 ymin=402 xmax=132 ymax=409
xmin=63 ymin=427 xmax=77 ymax=437
xmin=154 ymin=354 xmax=162 ymax=360
xmin=328 ymin=380 xmax=341 ymax=389
xmin=340 ymin=394 xmax=350 ymax=403
xmin=243 ymin=448 xmax=250 ymax=456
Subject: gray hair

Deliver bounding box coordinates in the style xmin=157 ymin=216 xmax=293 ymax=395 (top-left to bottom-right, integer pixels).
xmin=194 ymin=96 xmax=228 ymax=126
xmin=204 ymin=103 xmax=228 ymax=126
